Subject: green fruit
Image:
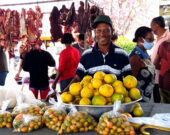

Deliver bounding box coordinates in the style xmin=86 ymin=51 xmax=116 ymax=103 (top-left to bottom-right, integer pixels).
xmin=92 ymin=95 xmax=106 ymax=105
xmin=111 ymin=93 xmax=124 ymax=103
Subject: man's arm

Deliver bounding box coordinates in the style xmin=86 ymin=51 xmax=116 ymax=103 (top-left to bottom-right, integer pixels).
xmin=51 ymin=71 xmax=61 ymax=90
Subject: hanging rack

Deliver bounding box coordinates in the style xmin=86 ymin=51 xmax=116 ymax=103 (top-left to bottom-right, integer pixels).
xmin=0 ymin=0 xmax=72 ymax=7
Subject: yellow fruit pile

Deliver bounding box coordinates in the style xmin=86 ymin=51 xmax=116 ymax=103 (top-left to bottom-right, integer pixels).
xmin=12 ymin=104 xmax=44 ymax=117
xmin=58 ymin=112 xmax=97 ymax=134
xmin=13 ymin=114 xmax=43 ymax=132
xmin=96 ymin=113 xmax=135 ymax=135
xmin=0 ymin=111 xmax=13 ymax=128
xmin=61 ymin=71 xmax=141 ymax=105
xmin=43 ymin=107 xmax=67 ymax=131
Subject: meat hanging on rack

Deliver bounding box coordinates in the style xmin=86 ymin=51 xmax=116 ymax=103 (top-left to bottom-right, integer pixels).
xmin=0 ymin=9 xmax=6 ymax=50
xmin=90 ymin=5 xmax=100 ymax=26
xmin=59 ymin=5 xmax=69 ymax=26
xmin=50 ymin=6 xmax=63 ymax=42
xmin=4 ymin=9 xmax=20 ymax=58
xmin=64 ymin=2 xmax=76 ymax=33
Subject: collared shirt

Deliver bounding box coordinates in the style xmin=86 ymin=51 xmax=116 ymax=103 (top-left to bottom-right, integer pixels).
xmin=76 ymin=43 xmax=132 ymax=80
xmin=151 ymin=30 xmax=170 ymax=83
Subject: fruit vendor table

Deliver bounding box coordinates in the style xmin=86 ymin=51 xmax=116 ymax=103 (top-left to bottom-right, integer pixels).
xmin=1 ymin=103 xmax=170 ymax=135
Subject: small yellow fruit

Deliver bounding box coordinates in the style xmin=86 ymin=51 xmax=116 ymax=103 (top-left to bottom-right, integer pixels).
xmin=81 ymin=86 xmax=93 ymax=98
xmin=104 ymin=74 xmax=117 ymax=84
xmin=133 ymin=107 xmax=144 ymax=117
xmin=99 ymin=84 xmax=114 ymax=97
xmin=93 ymin=71 xmax=105 ymax=80
xmin=92 ymin=95 xmax=106 ymax=105
xmin=61 ymin=92 xmax=73 ymax=103
xmin=111 ymin=93 xmax=124 ymax=103
xmin=114 ymin=85 xmax=127 ymax=96
xmin=112 ymin=80 xmax=123 ymax=88
xmin=91 ymin=78 xmax=103 ymax=89
xmin=79 ymin=98 xmax=91 ymax=105
xmin=83 ymin=75 xmax=92 ymax=82
xmin=123 ymin=75 xmax=137 ymax=89
xmin=86 ymin=83 xmax=94 ymax=89
xmin=124 ymin=97 xmax=132 ymax=103
xmin=129 ymin=88 xmax=141 ymax=100
xmin=69 ymin=83 xmax=82 ymax=96
xmin=80 ymin=79 xmax=89 ymax=87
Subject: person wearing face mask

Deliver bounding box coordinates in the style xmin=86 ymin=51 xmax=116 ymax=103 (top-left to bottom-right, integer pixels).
xmin=129 ymin=26 xmax=155 ymax=102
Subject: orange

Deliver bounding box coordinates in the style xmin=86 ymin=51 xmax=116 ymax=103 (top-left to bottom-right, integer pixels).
xmin=99 ymin=84 xmax=114 ymax=97
xmin=81 ymin=86 xmax=93 ymax=98
xmin=123 ymin=75 xmax=137 ymax=89
xmin=61 ymin=92 xmax=73 ymax=103
xmin=79 ymin=98 xmax=91 ymax=105
xmin=69 ymin=82 xmax=82 ymax=96
xmin=111 ymin=93 xmax=124 ymax=103
xmin=129 ymin=88 xmax=140 ymax=100
xmin=93 ymin=71 xmax=105 ymax=80
xmin=92 ymin=95 xmax=106 ymax=105
xmin=104 ymin=74 xmax=117 ymax=84
xmin=91 ymin=78 xmax=102 ymax=89
xmin=112 ymin=80 xmax=123 ymax=88
xmin=114 ymin=85 xmax=127 ymax=96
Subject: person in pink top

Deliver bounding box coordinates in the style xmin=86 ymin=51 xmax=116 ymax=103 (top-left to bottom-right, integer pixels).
xmin=150 ymin=16 xmax=170 ymax=102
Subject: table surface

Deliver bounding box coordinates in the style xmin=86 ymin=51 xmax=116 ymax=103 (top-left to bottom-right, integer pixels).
xmin=0 ymin=103 xmax=170 ymax=135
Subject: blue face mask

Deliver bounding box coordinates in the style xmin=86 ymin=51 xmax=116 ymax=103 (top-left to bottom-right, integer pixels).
xmin=142 ymin=39 xmax=154 ymax=50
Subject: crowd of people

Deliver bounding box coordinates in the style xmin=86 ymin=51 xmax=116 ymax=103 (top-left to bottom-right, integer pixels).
xmin=0 ymin=14 xmax=169 ymax=103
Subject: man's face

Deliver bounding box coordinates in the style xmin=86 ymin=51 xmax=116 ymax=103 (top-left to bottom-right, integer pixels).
xmin=94 ymin=23 xmax=112 ymax=46
xmin=150 ymin=21 xmax=158 ymax=35
xmin=79 ymin=40 xmax=84 ymax=47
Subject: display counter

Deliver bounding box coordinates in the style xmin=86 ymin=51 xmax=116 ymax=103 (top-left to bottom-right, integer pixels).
xmin=0 ymin=103 xmax=170 ymax=135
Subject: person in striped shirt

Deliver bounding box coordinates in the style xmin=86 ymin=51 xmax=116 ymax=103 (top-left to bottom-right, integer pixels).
xmin=62 ymin=15 xmax=132 ymax=92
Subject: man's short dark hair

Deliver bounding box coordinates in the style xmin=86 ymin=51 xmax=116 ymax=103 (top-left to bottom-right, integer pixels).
xmin=61 ymin=33 xmax=75 ymax=44
xmin=78 ymin=33 xmax=84 ymax=40
xmin=152 ymin=16 xmax=165 ymax=28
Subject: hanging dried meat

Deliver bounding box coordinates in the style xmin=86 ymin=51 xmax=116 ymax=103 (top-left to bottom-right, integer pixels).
xmin=19 ymin=8 xmax=30 ymax=56
xmin=50 ymin=6 xmax=63 ymax=42
xmin=64 ymin=2 xmax=76 ymax=33
xmin=0 ymin=9 xmax=6 ymax=50
xmin=77 ymin=2 xmax=91 ymax=34
xmin=90 ymin=5 xmax=99 ymax=26
xmin=59 ymin=5 xmax=69 ymax=25
xmin=20 ymin=6 xmax=43 ymax=56
xmin=4 ymin=9 xmax=20 ymax=58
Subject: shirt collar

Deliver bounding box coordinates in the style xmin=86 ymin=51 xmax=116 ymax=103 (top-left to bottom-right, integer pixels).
xmin=93 ymin=42 xmax=116 ymax=54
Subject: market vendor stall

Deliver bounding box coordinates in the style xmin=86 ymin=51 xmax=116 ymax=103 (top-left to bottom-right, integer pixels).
xmin=0 ymin=103 xmax=170 ymax=135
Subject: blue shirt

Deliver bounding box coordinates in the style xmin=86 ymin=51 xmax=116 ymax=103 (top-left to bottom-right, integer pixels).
xmin=76 ymin=43 xmax=132 ymax=80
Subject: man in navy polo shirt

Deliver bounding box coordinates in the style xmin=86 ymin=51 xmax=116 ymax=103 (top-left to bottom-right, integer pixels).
xmin=63 ymin=15 xmax=132 ymax=92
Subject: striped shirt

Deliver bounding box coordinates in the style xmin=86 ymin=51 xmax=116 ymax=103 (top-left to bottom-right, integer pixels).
xmin=76 ymin=43 xmax=132 ymax=80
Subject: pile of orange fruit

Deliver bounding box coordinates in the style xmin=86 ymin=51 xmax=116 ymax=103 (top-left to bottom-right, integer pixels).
xmin=0 ymin=111 xmax=13 ymax=128
xmin=13 ymin=114 xmax=43 ymax=133
xmin=43 ymin=107 xmax=67 ymax=131
xmin=12 ymin=104 xmax=44 ymax=116
xmin=96 ymin=113 xmax=135 ymax=135
xmin=58 ymin=111 xmax=97 ymax=134
xmin=61 ymin=71 xmax=141 ymax=105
